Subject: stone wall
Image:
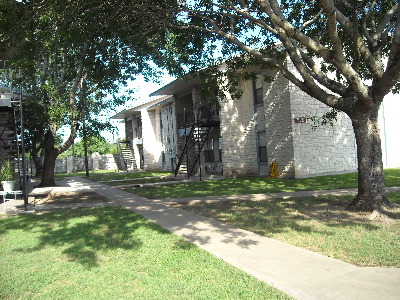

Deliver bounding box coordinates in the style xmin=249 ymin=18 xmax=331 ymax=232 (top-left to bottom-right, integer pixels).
xmin=263 ymin=71 xmax=296 ymax=178
xmin=220 ymin=80 xmax=259 ymax=177
xmin=289 ymin=84 xmax=356 ymax=177
xmin=142 ymin=109 xmax=163 ymax=170
xmin=220 ymin=65 xmax=356 ymax=179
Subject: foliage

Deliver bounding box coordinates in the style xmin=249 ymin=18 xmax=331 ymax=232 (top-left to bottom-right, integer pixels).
xmin=308 ymin=108 xmax=339 ymax=130
xmin=165 ymin=0 xmax=400 ymax=210
xmin=2 ymin=0 xmax=182 ymax=186
xmin=0 ymin=159 xmax=15 ymax=182
xmin=0 ymin=207 xmax=289 ymax=299
xmin=58 ymin=136 xmax=118 ymax=158
xmin=171 ymin=1 xmax=399 ymax=100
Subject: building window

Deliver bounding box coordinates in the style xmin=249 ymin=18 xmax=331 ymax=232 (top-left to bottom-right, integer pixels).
xmin=255 ymin=87 xmax=263 ymax=105
xmin=204 ymin=150 xmax=215 ymax=163
xmin=253 ymin=75 xmax=264 ymax=106
xmin=257 ymin=131 xmax=267 ymax=162
xmin=159 ymin=111 xmax=163 ymax=143
xmin=204 ymin=139 xmax=215 ymax=162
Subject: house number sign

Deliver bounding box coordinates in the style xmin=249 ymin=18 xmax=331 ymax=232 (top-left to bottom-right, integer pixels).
xmin=294 ymin=117 xmax=307 ymax=123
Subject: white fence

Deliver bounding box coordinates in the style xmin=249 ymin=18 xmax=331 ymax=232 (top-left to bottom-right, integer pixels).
xmin=27 ymin=153 xmax=124 ymax=175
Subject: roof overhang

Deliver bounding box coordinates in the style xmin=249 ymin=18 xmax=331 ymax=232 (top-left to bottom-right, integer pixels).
xmin=111 ymin=108 xmax=137 ymax=120
xmin=147 ymin=96 xmax=174 ymax=110
xmin=149 ymin=74 xmax=203 ymax=97
xmin=111 ymin=95 xmax=173 ymax=120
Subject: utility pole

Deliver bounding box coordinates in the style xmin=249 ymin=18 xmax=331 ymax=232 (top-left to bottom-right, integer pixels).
xmin=18 ymin=69 xmax=28 ymax=209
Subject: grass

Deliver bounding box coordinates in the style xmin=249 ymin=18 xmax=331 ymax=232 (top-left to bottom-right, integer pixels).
xmin=121 ymin=168 xmax=400 ymax=199
xmin=102 ymin=177 xmax=180 ymax=186
xmin=0 ymin=207 xmax=290 ymax=300
xmin=55 ymin=170 xmax=173 ymax=181
xmin=171 ymin=193 xmax=400 ymax=267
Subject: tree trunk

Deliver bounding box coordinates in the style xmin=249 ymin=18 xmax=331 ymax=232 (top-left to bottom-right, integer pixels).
xmin=32 ymin=155 xmax=43 ymax=178
xmin=349 ymin=105 xmax=392 ymax=211
xmin=39 ymin=130 xmax=59 ymax=187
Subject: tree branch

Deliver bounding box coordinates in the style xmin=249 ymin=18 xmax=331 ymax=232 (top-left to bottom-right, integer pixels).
xmin=58 ymin=42 xmax=89 ymax=154
xmin=361 ymin=0 xmax=377 ymax=44
xmin=386 ymin=4 xmax=400 ymax=70
xmin=374 ymin=3 xmax=398 ymax=41
xmin=329 ymin=1 xmax=384 ymax=79
xmin=300 ymin=9 xmax=323 ymax=32
xmin=320 ymin=0 xmax=372 ymax=105
xmin=299 ymin=50 xmax=347 ymax=96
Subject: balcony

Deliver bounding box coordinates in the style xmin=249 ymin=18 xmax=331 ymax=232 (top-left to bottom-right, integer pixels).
xmin=177 ymin=106 xmax=220 ymax=129
xmin=132 ymin=137 xmax=143 ymax=145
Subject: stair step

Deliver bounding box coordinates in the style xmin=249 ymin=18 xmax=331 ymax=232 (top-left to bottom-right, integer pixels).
xmin=119 ymin=145 xmax=138 ymax=171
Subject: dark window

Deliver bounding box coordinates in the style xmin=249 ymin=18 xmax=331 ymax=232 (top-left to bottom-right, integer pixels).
xmin=204 ymin=150 xmax=215 ymax=162
xmin=161 ymin=151 xmax=165 ymax=164
xmin=204 ymin=139 xmax=215 ymax=162
xmin=160 ymin=112 xmax=163 ymax=142
xmin=257 ymin=131 xmax=267 ymax=162
xmin=258 ymin=146 xmax=267 ymax=162
xmin=255 ymin=87 xmax=263 ymax=105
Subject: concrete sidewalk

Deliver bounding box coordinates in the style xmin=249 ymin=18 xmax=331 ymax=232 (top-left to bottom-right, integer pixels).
xmin=2 ymin=177 xmax=400 ymax=300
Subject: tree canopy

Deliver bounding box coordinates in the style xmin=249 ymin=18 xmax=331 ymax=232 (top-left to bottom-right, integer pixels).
xmin=165 ymin=0 xmax=400 ymax=211
xmin=1 ymin=1 xmax=398 ymax=210
xmin=58 ymin=136 xmax=118 ymax=158
xmin=1 ymin=0 xmax=180 ymax=186
xmin=171 ymin=1 xmax=400 ymax=105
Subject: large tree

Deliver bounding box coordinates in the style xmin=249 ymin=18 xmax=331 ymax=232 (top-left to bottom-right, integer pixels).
xmin=168 ymin=0 xmax=400 ymax=211
xmin=3 ymin=0 xmax=176 ymax=186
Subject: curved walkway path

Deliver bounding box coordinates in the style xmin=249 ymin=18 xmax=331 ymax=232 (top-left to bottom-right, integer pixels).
xmin=3 ymin=177 xmax=400 ymax=300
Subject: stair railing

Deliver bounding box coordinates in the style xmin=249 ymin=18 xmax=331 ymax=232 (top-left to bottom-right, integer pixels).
xmin=174 ymin=106 xmax=214 ymax=179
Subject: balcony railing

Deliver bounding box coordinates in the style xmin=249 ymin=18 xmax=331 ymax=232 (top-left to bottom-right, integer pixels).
xmin=177 ymin=106 xmax=220 ymax=129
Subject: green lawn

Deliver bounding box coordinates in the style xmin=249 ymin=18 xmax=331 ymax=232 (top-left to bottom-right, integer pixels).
xmin=0 ymin=207 xmax=290 ymax=300
xmin=120 ymin=168 xmax=400 ymax=199
xmin=172 ymin=193 xmax=400 ymax=267
xmin=55 ymin=170 xmax=173 ymax=181
xmin=103 ymin=177 xmax=180 ymax=186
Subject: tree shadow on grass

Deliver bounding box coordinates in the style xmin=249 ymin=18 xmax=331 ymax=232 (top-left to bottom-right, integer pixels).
xmin=170 ymin=195 xmax=395 ymax=237
xmin=0 ymin=207 xmax=169 ymax=269
xmin=171 ymin=199 xmax=321 ymax=237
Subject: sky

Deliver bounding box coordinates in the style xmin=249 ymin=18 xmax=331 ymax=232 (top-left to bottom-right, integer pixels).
xmin=58 ymin=71 xmax=176 ymax=144
xmin=105 ymin=73 xmax=176 ymax=143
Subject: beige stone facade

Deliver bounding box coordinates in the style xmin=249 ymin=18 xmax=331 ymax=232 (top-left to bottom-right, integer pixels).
xmin=112 ymin=66 xmax=359 ymax=178
xmin=218 ymin=67 xmax=356 ymax=178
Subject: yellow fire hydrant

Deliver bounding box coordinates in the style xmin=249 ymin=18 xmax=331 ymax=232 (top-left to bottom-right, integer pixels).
xmin=268 ymin=161 xmax=279 ymax=178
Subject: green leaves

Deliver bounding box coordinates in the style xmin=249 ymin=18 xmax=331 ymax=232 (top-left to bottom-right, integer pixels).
xmin=308 ymin=108 xmax=339 ymax=131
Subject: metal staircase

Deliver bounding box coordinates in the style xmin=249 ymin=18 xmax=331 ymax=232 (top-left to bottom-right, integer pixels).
xmin=174 ymin=122 xmax=212 ymax=178
xmin=119 ymin=142 xmax=137 ymax=171
xmin=0 ymin=106 xmax=18 ymax=160
xmin=0 ymin=65 xmax=28 ymax=208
